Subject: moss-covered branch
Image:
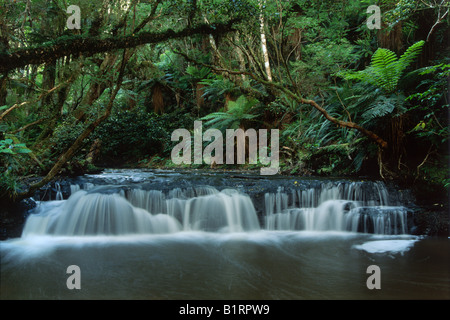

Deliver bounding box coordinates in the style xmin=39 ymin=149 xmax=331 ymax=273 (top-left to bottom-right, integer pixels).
xmin=0 ymin=19 xmax=240 ymax=73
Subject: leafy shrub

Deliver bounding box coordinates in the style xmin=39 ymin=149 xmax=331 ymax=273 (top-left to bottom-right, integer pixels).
xmin=0 ymin=139 xmax=32 ymax=155
xmin=0 ymin=138 xmax=33 ymax=200
xmin=93 ymin=108 xmax=165 ymax=164
xmin=49 ymin=118 xmax=87 ymax=156
xmin=93 ymin=107 xmax=195 ymax=165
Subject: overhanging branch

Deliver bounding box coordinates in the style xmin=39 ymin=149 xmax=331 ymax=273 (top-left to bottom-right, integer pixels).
xmin=0 ymin=19 xmax=241 ymax=74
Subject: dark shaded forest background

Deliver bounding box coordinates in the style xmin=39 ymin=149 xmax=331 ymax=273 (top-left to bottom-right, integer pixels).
xmin=0 ymin=0 xmax=448 ymax=207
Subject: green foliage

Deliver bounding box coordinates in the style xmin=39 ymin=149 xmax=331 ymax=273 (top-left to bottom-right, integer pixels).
xmin=342 ymin=83 xmax=408 ymax=127
xmin=339 ymin=41 xmax=425 ymax=93
xmin=49 ymin=118 xmax=87 ymax=156
xmin=289 ymin=37 xmax=358 ymax=97
xmin=1 ymin=0 xmax=448 ymax=189
xmin=0 ymin=170 xmax=20 ymax=201
xmin=185 ymin=66 xmax=211 ymax=81
xmin=406 ymin=63 xmax=450 ymax=147
xmin=199 ymin=76 xmax=238 ymax=100
xmin=0 ymin=137 xmax=33 ymax=200
xmin=201 ymin=95 xmax=259 ymax=131
xmin=93 ymin=107 xmax=195 ymax=164
xmin=0 ymin=139 xmax=32 ymax=155
xmin=93 ymin=108 xmax=167 ymax=163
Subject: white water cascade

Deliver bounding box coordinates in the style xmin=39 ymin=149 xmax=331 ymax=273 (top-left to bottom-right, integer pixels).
xmin=22 ymin=186 xmax=261 ymax=236
xmin=264 ymin=182 xmax=408 ymax=234
xmin=22 ymin=179 xmax=410 ymax=237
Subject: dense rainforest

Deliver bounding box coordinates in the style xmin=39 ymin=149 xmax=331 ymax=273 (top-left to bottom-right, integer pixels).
xmin=0 ymin=0 xmax=449 ymax=212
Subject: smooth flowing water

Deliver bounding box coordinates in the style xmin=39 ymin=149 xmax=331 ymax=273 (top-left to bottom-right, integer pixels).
xmin=1 ymin=169 xmax=449 ymax=299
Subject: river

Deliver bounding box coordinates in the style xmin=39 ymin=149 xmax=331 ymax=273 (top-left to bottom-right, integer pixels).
xmin=1 ymin=169 xmax=448 ymax=299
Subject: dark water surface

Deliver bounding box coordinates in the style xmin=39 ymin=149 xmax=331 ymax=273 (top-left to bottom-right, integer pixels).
xmin=1 ymin=232 xmax=449 ymax=299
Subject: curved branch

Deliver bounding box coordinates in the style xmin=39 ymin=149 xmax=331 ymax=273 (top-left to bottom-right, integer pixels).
xmin=176 ymin=51 xmax=388 ymax=149
xmin=426 ymin=8 xmax=449 ymax=42
xmin=8 ymin=118 xmax=45 ymax=134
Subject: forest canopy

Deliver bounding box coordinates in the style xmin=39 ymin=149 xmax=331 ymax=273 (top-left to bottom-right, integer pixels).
xmin=0 ymin=0 xmax=449 ymax=202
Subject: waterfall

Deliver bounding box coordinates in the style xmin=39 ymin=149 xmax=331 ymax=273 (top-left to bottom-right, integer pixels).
xmin=55 ymin=182 xmax=63 ymax=201
xmin=22 ymin=190 xmax=182 ymax=236
xmin=21 ymin=178 xmax=410 ymax=237
xmin=181 ymin=189 xmax=260 ymax=232
xmin=264 ymin=181 xmax=408 ymax=234
xmin=22 ymin=186 xmax=260 ymax=236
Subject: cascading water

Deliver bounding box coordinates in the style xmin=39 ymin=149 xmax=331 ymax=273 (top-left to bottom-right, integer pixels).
xmin=22 ymin=190 xmax=182 ymax=236
xmin=22 ymin=185 xmax=261 ymax=236
xmin=263 ymin=181 xmax=409 ymax=234
xmin=55 ymin=182 xmax=63 ymax=201
xmin=22 ymin=178 xmax=410 ymax=236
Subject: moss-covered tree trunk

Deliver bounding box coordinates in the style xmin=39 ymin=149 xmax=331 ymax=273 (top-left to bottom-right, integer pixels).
xmin=0 ymin=74 xmax=6 ymax=106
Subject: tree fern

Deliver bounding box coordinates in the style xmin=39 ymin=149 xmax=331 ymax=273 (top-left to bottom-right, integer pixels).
xmin=339 ymin=40 xmax=425 ymax=93
xmin=200 ymin=95 xmax=259 ymax=131
xmin=199 ymin=77 xmax=237 ymax=101
xmin=185 ymin=66 xmax=211 ymax=80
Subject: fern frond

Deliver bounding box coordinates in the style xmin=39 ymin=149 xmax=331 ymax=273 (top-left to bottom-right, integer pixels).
xmin=200 ymin=95 xmax=259 ymax=131
xmin=370 ymin=49 xmax=399 ymax=92
xmin=397 ymin=40 xmax=425 ymax=73
xmin=185 ymin=66 xmax=211 ymax=80
xmin=361 ymin=96 xmax=396 ymax=121
xmin=340 ymin=41 xmax=424 ymax=94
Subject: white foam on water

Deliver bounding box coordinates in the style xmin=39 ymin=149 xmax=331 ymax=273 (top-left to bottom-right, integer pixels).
xmin=2 ymin=229 xmax=364 ymax=258
xmin=353 ymin=239 xmax=418 ymax=254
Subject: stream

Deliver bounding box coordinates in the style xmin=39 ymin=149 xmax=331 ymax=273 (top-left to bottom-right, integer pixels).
xmin=1 ymin=169 xmax=449 ymax=299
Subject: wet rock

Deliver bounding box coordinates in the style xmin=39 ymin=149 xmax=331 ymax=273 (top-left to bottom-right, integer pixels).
xmin=412 ymin=206 xmax=449 ymax=237
xmin=0 ymin=198 xmax=36 ymax=240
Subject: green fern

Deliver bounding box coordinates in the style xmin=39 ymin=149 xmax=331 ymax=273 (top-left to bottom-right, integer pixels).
xmin=185 ymin=66 xmax=211 ymax=80
xmin=199 ymin=77 xmax=237 ymax=101
xmin=200 ymin=95 xmax=259 ymax=130
xmin=361 ymin=95 xmax=396 ymax=121
xmin=370 ymin=49 xmax=399 ymax=92
xmin=340 ymin=40 xmax=425 ymax=93
xmin=397 ymin=40 xmax=426 ymax=73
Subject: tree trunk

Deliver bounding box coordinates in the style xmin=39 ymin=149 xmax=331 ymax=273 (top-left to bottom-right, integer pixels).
xmin=34 ymin=62 xmax=57 ymax=144
xmin=290 ymin=27 xmax=302 ymax=61
xmin=259 ymin=0 xmax=272 ymax=81
xmin=0 ymin=74 xmax=7 ymax=106
xmin=224 ymin=92 xmax=235 ymax=111
xmin=152 ymin=83 xmax=165 ymax=114
xmin=235 ymin=32 xmax=247 ymax=82
xmin=378 ymin=20 xmax=403 ymax=54
xmin=74 ymin=53 xmax=118 ymax=121
xmin=41 ymin=62 xmax=56 ymax=107
xmin=196 ymin=83 xmax=205 ymax=109
xmin=203 ymin=15 xmax=223 ymax=66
